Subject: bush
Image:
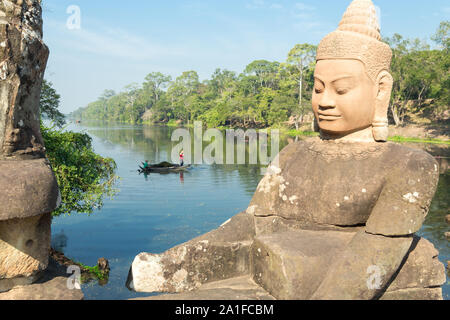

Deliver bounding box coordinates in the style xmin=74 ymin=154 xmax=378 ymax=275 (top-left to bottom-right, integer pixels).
xmin=41 ymin=124 xmax=119 ymax=216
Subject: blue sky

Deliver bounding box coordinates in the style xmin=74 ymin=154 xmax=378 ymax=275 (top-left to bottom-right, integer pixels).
xmin=42 ymin=0 xmax=450 ymax=114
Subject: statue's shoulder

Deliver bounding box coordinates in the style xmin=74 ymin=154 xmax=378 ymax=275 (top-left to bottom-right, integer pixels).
xmin=276 ymin=138 xmax=315 ymax=166
xmin=385 ymin=142 xmax=438 ymax=172
xmin=383 ymin=142 xmax=440 ymax=193
xmin=279 ymin=137 xmax=317 ymax=154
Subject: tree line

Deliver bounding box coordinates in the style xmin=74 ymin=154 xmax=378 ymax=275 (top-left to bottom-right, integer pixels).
xmin=71 ymin=21 xmax=449 ymax=129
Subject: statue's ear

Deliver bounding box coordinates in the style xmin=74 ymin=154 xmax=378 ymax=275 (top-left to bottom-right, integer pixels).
xmin=372 ymin=71 xmax=393 ymax=142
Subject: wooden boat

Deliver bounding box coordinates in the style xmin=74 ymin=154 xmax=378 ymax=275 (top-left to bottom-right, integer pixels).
xmin=138 ymin=161 xmax=191 ymax=174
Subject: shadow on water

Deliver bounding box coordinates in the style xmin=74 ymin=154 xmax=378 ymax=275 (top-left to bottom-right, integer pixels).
xmin=51 ymin=122 xmax=449 ymax=300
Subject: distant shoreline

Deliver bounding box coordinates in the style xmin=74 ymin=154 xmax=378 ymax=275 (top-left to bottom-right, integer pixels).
xmin=70 ymin=119 xmax=450 ymax=145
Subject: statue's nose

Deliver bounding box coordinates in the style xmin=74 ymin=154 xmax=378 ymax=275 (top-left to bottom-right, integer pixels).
xmin=318 ymin=90 xmax=336 ymax=110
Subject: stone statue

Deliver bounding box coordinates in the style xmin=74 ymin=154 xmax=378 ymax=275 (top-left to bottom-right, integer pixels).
xmin=0 ymin=0 xmax=60 ymax=294
xmin=129 ymin=0 xmax=446 ymax=300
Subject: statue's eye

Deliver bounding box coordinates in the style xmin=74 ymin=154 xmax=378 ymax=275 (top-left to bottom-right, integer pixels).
xmin=314 ymin=82 xmax=324 ymax=94
xmin=336 ymin=88 xmax=349 ymax=95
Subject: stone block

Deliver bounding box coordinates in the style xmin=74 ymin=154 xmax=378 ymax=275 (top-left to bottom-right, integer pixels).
xmin=129 ymin=240 xmax=252 ymax=293
xmin=384 ymin=237 xmax=446 ymax=293
xmin=128 ymin=212 xmax=255 ymax=293
xmin=133 ymin=276 xmax=274 ymax=300
xmin=251 ymin=230 xmax=354 ymax=300
xmin=0 ymin=258 xmax=83 ymax=300
xmin=380 ymin=288 xmax=443 ymax=300
xmin=0 ymin=212 xmax=51 ymax=291
xmin=251 ymin=231 xmax=445 ymax=300
xmin=0 ymin=159 xmax=59 ymax=221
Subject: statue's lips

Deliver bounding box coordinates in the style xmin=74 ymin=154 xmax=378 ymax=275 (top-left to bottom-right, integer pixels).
xmin=318 ymin=113 xmax=342 ymax=121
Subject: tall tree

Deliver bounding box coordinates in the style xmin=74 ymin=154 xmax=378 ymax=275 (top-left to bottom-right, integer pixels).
xmin=143 ymin=72 xmax=172 ymax=105
xmin=40 ymin=79 xmax=66 ymax=128
xmin=287 ymin=44 xmax=317 ymax=129
xmin=432 ymin=20 xmax=450 ymax=50
xmin=244 ymin=60 xmax=280 ymax=90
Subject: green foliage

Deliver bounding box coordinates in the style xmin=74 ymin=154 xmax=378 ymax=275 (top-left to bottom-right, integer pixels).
xmin=385 ymin=25 xmax=449 ymax=125
xmin=72 ymin=22 xmax=449 ymax=128
xmin=41 ymin=124 xmax=119 ymax=216
xmin=432 ymin=21 xmax=450 ymax=50
xmin=78 ymin=263 xmax=108 ymax=281
xmin=40 ymin=79 xmax=66 ymax=128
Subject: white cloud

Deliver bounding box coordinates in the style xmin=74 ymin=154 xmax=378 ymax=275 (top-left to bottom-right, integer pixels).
xmin=246 ymin=0 xmax=283 ymax=10
xmin=270 ymin=3 xmax=283 ymax=10
xmin=294 ymin=2 xmax=316 ymax=12
xmin=246 ymin=0 xmax=265 ymax=9
xmin=293 ymin=13 xmax=313 ymax=20
xmin=293 ymin=21 xmax=322 ymax=31
xmin=46 ymin=19 xmax=186 ymax=61
xmin=291 ymin=2 xmax=322 ymax=31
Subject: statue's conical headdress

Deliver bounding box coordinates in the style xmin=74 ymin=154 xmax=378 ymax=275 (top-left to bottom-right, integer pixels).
xmin=316 ymin=0 xmax=392 ymax=83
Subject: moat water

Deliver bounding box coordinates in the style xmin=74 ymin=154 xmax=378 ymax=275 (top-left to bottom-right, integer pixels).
xmin=51 ymin=122 xmax=449 ymax=300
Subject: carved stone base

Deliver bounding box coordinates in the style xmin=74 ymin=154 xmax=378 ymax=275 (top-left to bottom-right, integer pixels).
xmin=0 ymin=258 xmax=84 ymax=300
xmin=0 ymin=212 xmax=51 ymax=292
xmin=135 ymin=231 xmax=446 ymax=300
xmin=132 ymin=276 xmax=274 ymax=301
xmin=251 ymin=231 xmax=445 ymax=300
xmin=0 ymin=159 xmax=59 ymax=221
xmin=380 ymin=288 xmax=443 ymax=300
xmin=251 ymin=230 xmax=354 ymax=299
xmin=0 ymin=275 xmax=39 ymax=293
xmin=135 ymin=274 xmax=443 ymax=301
xmin=380 ymin=236 xmax=446 ymax=300
xmin=128 ymin=212 xmax=255 ymax=293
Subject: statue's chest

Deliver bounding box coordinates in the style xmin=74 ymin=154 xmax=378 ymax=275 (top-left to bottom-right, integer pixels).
xmin=277 ymin=155 xmax=386 ymax=226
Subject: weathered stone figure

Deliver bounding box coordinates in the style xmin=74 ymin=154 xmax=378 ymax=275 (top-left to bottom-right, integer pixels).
xmin=0 ymin=0 xmax=59 ymax=293
xmin=129 ymin=0 xmax=446 ymax=300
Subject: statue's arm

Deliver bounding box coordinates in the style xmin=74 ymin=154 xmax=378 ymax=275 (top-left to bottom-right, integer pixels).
xmin=311 ymin=152 xmax=440 ymax=300
xmin=129 ymin=212 xmax=256 ymax=293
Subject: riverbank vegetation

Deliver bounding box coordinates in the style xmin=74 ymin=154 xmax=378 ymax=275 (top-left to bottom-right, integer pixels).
xmin=70 ymin=22 xmax=449 ymax=134
xmin=50 ymin=249 xmax=110 ymax=285
xmin=40 ymin=80 xmax=119 ymax=217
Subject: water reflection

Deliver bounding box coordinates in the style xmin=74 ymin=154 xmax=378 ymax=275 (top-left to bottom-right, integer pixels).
xmin=180 ymin=172 xmax=184 ymax=184
xmin=138 ymin=170 xmax=186 ymax=185
xmin=51 ymin=229 xmax=68 ymax=253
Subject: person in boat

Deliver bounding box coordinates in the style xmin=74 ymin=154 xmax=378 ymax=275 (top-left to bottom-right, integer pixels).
xmin=143 ymin=160 xmax=149 ymax=169
xmin=179 ymin=151 xmax=184 ymax=167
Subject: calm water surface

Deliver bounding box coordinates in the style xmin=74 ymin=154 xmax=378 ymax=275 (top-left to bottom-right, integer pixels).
xmin=51 ymin=123 xmax=449 ymax=300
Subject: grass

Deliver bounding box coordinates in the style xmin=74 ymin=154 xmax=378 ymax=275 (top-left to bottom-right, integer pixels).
xmin=283 ymin=130 xmax=449 ymax=145
xmin=387 ymin=136 xmax=450 ymax=145
xmin=51 ymin=248 xmax=109 ymax=284
xmin=284 ymin=129 xmax=319 ymax=137
xmin=78 ymin=263 xmax=108 ymax=281
xmin=166 ymin=119 xmax=179 ymax=127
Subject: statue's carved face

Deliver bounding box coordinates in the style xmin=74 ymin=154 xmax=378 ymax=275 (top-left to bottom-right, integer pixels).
xmin=312 ymin=59 xmax=376 ymax=136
